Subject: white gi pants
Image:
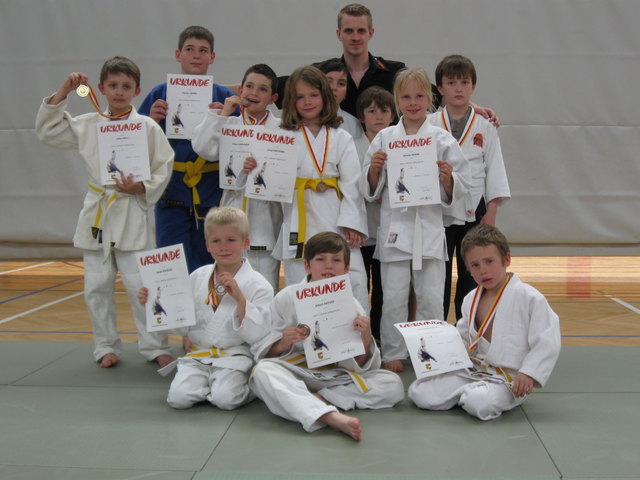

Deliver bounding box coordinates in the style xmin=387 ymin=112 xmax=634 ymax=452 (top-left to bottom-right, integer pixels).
xmin=379 ymin=259 xmax=445 ymax=363
xmin=246 ymin=250 xmax=280 ymax=292
xmin=250 ymin=359 xmax=404 ymax=432
xmin=282 ymin=247 xmax=370 ymax=315
xmin=166 ymin=358 xmax=253 ymax=410
xmin=83 ymin=249 xmax=171 ymax=362
xmin=408 ymin=371 xmax=525 ymax=420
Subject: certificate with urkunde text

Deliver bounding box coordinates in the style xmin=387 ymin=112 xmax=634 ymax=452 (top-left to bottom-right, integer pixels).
xmin=386 ymin=135 xmax=440 ymax=208
xmin=394 ymin=320 xmax=472 ymax=379
xmin=136 ymin=244 xmax=196 ymax=332
xmin=96 ymin=120 xmax=150 ymax=186
xmin=243 ymin=128 xmax=297 ymax=203
xmin=293 ymin=274 xmax=364 ymax=368
xmin=166 ymin=74 xmax=213 ymax=139
xmin=218 ymin=125 xmax=255 ymax=189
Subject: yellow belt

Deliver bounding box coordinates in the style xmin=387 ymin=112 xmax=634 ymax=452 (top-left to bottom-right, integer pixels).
xmin=87 ymin=182 xmax=119 ymax=259
xmin=172 ymin=157 xmax=219 ymax=207
xmin=284 ymin=353 xmax=369 ymax=393
xmin=185 ymin=345 xmax=228 ymax=359
xmin=292 ymin=177 xmax=342 ymax=259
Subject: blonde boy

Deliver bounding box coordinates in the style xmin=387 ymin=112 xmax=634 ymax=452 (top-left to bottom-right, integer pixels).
xmin=139 ymin=207 xmax=273 ymax=409
xmin=250 ymin=232 xmax=404 ymax=441
xmin=35 ymin=56 xmax=175 ymax=368
xmin=408 ymin=225 xmax=560 ymax=420
xmin=192 ymin=64 xmax=282 ymax=290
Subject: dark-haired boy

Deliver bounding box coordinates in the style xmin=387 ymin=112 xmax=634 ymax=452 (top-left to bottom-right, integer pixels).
xmin=36 ymin=56 xmax=175 ymax=368
xmin=138 ymin=26 xmax=236 ymax=273
xmin=408 ymin=224 xmax=560 ymax=420
xmin=250 ymin=232 xmax=404 ymax=440
xmin=192 ymin=64 xmax=282 ymax=290
xmin=429 ymin=54 xmax=510 ymax=322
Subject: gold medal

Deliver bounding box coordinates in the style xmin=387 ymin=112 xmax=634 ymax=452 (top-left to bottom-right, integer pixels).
xmin=316 ymin=181 xmax=328 ymax=193
xmin=76 ymin=85 xmax=90 ymax=97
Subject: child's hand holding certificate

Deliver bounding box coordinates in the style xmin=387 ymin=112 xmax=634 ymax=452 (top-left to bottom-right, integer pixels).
xmin=293 ymin=274 xmax=365 ymax=368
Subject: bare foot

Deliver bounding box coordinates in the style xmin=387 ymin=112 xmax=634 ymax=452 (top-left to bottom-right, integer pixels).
xmin=155 ymin=354 xmax=176 ymax=368
xmin=383 ymin=360 xmax=404 ymax=372
xmin=99 ymin=353 xmax=119 ymax=368
xmin=320 ymin=411 xmax=362 ymax=441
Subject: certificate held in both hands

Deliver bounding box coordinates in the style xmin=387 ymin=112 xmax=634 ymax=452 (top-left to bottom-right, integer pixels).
xmin=136 ymin=244 xmax=196 ymax=332
xmin=293 ymin=274 xmax=364 ymax=368
xmin=386 ymin=134 xmax=440 ymax=208
xmin=394 ymin=320 xmax=472 ymax=379
xmin=166 ymin=74 xmax=214 ymax=139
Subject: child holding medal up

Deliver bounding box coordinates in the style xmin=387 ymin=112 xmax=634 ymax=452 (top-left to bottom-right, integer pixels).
xmin=138 ymin=207 xmax=273 ymax=410
xmin=275 ymin=65 xmax=369 ymax=313
xmin=35 ymin=56 xmax=175 ymax=369
xmin=192 ymin=64 xmax=282 ymax=291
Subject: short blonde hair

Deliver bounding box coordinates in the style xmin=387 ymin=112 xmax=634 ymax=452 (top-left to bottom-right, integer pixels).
xmin=393 ymin=68 xmax=434 ymax=115
xmin=461 ymin=224 xmax=511 ymax=268
xmin=204 ymin=207 xmax=249 ymax=240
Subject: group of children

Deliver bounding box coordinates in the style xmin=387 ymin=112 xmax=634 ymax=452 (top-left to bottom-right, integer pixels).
xmin=35 ymin=21 xmax=561 ymax=438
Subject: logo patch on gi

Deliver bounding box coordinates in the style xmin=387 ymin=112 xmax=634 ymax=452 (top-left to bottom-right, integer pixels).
xmin=473 ymin=133 xmax=483 ymax=147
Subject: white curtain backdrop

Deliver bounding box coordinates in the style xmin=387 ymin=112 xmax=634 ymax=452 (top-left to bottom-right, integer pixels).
xmin=1 ymin=0 xmax=639 ymax=258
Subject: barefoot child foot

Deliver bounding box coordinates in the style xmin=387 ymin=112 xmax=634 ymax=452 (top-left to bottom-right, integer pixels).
xmin=99 ymin=353 xmax=119 ymax=368
xmin=155 ymin=354 xmax=176 ymax=368
xmin=383 ymin=359 xmax=404 ymax=372
xmin=320 ymin=411 xmax=362 ymax=441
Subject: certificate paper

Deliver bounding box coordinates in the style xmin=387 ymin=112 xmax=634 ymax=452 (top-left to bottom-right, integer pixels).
xmin=293 ymin=274 xmax=364 ymax=368
xmin=136 ymin=244 xmax=196 ymax=332
xmin=97 ymin=120 xmax=150 ymax=186
xmin=166 ymin=74 xmax=213 ymax=139
xmin=218 ymin=125 xmax=255 ymax=189
xmin=394 ymin=320 xmax=472 ymax=379
xmin=386 ymin=135 xmax=439 ymax=208
xmin=244 ymin=128 xmax=297 ymax=203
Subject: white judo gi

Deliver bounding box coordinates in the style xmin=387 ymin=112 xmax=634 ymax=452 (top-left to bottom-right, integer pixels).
xmin=408 ymin=273 xmax=561 ymax=420
xmin=338 ymin=108 xmax=365 ymax=141
xmin=36 ymin=96 xmax=174 ymax=362
xmin=192 ymin=109 xmax=283 ymax=290
xmin=273 ymin=126 xmax=370 ymax=313
xmin=167 ymin=260 xmax=273 ymax=410
xmin=428 ymin=107 xmax=510 ymax=226
xmin=249 ymin=279 xmax=405 ymax=432
xmin=360 ymin=118 xmax=470 ymax=362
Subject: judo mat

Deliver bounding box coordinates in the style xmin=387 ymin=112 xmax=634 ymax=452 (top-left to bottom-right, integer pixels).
xmin=1 ymin=342 xmax=638 ymax=480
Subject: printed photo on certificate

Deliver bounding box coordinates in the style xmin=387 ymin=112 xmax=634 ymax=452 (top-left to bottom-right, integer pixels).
xmin=244 ymin=128 xmax=297 ymax=203
xmin=218 ymin=125 xmax=256 ymax=189
xmin=166 ymin=74 xmax=213 ymax=139
xmin=394 ymin=320 xmax=472 ymax=379
xmin=293 ymin=274 xmax=364 ymax=368
xmin=136 ymin=244 xmax=196 ymax=332
xmin=97 ymin=120 xmax=150 ymax=186
xmin=386 ymin=135 xmax=440 ymax=208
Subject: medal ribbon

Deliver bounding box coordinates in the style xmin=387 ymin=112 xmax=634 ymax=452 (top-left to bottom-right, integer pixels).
xmin=240 ymin=108 xmax=269 ymax=210
xmin=205 ymin=271 xmax=221 ymax=309
xmin=301 ymin=126 xmax=330 ymax=176
xmin=77 ymin=84 xmax=132 ymax=120
xmin=242 ymin=106 xmax=270 ymax=126
xmin=467 ymin=273 xmax=512 ymax=352
xmin=440 ymin=108 xmax=476 ymax=146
